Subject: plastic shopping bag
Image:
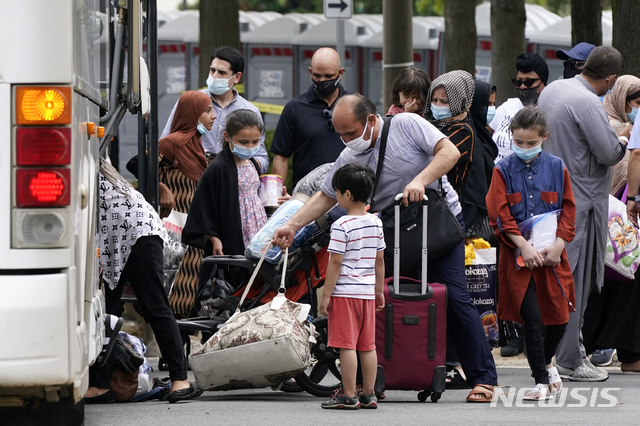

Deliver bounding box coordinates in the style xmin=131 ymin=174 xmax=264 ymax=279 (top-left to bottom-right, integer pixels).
xmin=162 ymin=210 xmax=188 ymax=294
xmin=605 ymin=195 xmax=640 ymax=281
xmin=465 ymin=242 xmax=498 ymax=347
xmin=245 ymin=195 xmax=308 ymax=264
xmin=514 ymin=210 xmax=560 ymax=268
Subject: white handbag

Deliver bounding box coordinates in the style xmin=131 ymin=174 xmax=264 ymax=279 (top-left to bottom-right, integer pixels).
xmin=189 ymin=247 xmax=316 ymax=391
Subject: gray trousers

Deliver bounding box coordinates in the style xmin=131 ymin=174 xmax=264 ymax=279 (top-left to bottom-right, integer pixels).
xmin=555 ymin=222 xmax=598 ymax=369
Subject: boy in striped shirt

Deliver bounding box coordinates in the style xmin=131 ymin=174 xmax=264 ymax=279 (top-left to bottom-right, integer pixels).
xmin=319 ymin=163 xmax=385 ymax=410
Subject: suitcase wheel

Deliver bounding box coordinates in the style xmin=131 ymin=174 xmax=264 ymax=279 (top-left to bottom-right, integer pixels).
xmin=417 ymin=391 xmax=441 ymax=403
xmin=417 ymin=391 xmax=430 ymax=402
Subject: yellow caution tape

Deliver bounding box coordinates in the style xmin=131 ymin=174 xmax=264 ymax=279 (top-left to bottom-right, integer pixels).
xmin=250 ymin=101 xmax=285 ymax=115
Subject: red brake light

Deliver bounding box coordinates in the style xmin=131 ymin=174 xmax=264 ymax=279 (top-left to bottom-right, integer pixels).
xmin=16 ymin=128 xmax=71 ymax=166
xmin=16 ymin=169 xmax=70 ymax=207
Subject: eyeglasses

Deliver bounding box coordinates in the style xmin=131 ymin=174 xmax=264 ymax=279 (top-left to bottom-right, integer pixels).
xmin=323 ymin=108 xmax=334 ymax=130
xmin=564 ymin=60 xmax=586 ymax=70
xmin=511 ymin=78 xmax=541 ymax=88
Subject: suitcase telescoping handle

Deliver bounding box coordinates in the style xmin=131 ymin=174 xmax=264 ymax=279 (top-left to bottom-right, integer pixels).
xmin=392 ymin=193 xmax=429 ymax=296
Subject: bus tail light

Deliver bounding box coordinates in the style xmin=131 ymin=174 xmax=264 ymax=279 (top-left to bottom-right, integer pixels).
xmin=13 ymin=210 xmax=69 ymax=248
xmin=16 ymin=169 xmax=71 ymax=207
xmin=16 ymin=128 xmax=71 ymax=166
xmin=15 ymin=86 xmax=72 ymax=125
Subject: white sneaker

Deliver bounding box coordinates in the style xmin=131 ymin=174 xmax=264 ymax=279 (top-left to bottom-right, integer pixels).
xmin=584 ymin=357 xmax=609 ymax=374
xmin=556 ymin=361 xmax=609 ymax=382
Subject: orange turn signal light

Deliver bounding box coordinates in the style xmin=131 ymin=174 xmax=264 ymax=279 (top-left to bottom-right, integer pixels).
xmin=97 ymin=126 xmax=105 ymax=138
xmin=15 ymin=86 xmax=72 ymax=125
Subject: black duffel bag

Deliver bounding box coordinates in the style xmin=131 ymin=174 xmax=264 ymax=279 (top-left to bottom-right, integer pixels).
xmin=378 ymin=189 xmax=465 ymax=277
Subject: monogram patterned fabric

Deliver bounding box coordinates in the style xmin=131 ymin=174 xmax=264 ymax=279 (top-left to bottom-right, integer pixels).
xmin=98 ymin=172 xmax=168 ymax=290
xmin=193 ymin=299 xmax=312 ymax=366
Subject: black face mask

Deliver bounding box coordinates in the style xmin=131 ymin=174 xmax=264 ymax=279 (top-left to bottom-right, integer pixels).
xmin=563 ymin=63 xmax=582 ymax=80
xmin=516 ymin=86 xmax=540 ymax=106
xmin=313 ymin=76 xmax=341 ymax=98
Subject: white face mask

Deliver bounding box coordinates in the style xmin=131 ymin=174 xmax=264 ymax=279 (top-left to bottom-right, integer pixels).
xmin=206 ymin=74 xmax=234 ymax=96
xmin=341 ymin=117 xmax=375 ymax=152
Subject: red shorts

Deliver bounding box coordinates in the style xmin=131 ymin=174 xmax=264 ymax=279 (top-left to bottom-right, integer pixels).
xmin=327 ymin=296 xmax=376 ymax=351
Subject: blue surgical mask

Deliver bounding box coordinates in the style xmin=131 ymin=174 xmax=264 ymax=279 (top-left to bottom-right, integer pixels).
xmin=486 ymin=106 xmax=496 ymax=125
xmin=230 ymin=140 xmax=260 ymax=160
xmin=430 ymin=104 xmax=452 ymax=120
xmin=206 ymin=74 xmax=234 ymax=96
xmin=197 ymin=121 xmax=209 ymax=135
xmin=512 ymin=143 xmax=542 ymax=161
xmin=627 ymin=105 xmax=638 ymax=124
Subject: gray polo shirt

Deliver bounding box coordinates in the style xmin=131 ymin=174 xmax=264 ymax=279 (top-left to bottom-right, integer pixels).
xmin=320 ymin=113 xmax=462 ymax=216
xmin=160 ymin=88 xmax=269 ymax=173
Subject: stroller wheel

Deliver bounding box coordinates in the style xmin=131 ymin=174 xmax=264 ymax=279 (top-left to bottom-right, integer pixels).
xmin=294 ymin=317 xmax=341 ymax=397
xmin=279 ymin=379 xmax=303 ymax=393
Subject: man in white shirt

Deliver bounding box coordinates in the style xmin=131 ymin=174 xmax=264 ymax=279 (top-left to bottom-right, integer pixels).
xmin=489 ymin=53 xmax=549 ymax=163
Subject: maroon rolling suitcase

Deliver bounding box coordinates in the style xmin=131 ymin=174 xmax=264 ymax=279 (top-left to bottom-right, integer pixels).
xmin=375 ymin=194 xmax=448 ymax=402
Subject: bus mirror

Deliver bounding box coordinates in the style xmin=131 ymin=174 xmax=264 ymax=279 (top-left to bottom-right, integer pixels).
xmin=139 ymin=57 xmax=150 ymax=117
xmin=126 ymin=0 xmax=142 ymax=113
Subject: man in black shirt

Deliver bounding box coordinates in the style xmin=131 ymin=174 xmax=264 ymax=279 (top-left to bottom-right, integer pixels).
xmin=271 ymin=47 xmax=349 ymax=188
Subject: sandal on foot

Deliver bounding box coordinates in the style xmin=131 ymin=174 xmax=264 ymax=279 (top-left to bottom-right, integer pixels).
xmin=547 ymin=366 xmax=562 ymax=395
xmin=523 ymin=383 xmax=551 ymax=401
xmin=466 ymin=384 xmax=494 ymax=403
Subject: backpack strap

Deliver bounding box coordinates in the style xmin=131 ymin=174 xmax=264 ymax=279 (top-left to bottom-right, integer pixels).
xmin=369 ymin=115 xmax=394 ymax=212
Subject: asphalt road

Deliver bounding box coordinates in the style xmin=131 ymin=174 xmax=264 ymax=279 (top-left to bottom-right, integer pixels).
xmin=85 ymin=361 xmax=639 ymax=426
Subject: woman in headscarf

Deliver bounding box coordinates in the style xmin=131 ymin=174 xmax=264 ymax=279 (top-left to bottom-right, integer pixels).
xmin=603 ymin=75 xmax=640 ymax=196
xmin=424 ymin=70 xmax=489 ymax=237
xmin=159 ymin=90 xmax=216 ymax=318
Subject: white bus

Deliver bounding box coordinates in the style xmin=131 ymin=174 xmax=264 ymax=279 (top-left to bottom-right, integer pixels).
xmin=0 ymin=0 xmax=148 ymax=423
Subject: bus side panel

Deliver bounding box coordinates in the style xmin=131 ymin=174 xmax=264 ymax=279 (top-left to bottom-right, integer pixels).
xmin=0 ymin=273 xmax=69 ymax=385
xmin=0 ymin=0 xmax=73 ymax=84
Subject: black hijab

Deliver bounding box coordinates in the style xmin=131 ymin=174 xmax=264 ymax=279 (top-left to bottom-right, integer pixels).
xmin=470 ymin=80 xmax=498 ymax=185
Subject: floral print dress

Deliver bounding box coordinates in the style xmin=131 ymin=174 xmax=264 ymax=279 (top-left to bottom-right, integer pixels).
xmin=238 ymin=164 xmax=267 ymax=247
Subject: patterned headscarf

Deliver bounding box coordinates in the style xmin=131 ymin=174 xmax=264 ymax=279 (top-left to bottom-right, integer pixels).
xmin=604 ymin=75 xmax=640 ymax=125
xmin=158 ymin=91 xmax=212 ymax=183
xmin=424 ymin=70 xmax=475 ymax=130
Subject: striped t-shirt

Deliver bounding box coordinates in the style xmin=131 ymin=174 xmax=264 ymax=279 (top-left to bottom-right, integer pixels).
xmin=327 ymin=214 xmax=386 ymax=299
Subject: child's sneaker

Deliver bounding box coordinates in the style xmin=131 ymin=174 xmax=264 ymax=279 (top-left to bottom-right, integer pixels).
xmin=358 ymin=393 xmax=378 ymax=409
xmin=321 ymin=394 xmax=361 ymax=409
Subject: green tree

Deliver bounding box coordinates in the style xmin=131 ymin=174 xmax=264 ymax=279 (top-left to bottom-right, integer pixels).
xmin=571 ymin=0 xmax=602 ymax=46
xmin=491 ymin=0 xmax=526 ymax=104
xmin=612 ymin=0 xmax=640 ymax=76
xmin=199 ymin=1 xmax=241 ymax=87
xmin=443 ymin=0 xmax=477 ymax=74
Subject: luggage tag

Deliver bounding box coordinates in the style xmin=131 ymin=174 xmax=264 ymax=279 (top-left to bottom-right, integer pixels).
xmin=270 ymin=247 xmax=313 ymax=323
xmin=270 ymin=247 xmax=289 ymax=311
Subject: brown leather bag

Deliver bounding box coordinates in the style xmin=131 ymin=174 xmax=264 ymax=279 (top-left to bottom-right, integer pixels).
xmin=110 ymin=364 xmax=139 ymax=402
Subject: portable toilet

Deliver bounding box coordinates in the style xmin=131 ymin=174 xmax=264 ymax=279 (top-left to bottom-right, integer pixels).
xmin=529 ymin=11 xmax=612 ymax=83
xmin=360 ymin=15 xmax=443 ymax=112
xmin=472 ymin=2 xmax=561 ymax=83
xmin=242 ymin=13 xmax=325 ymax=130
xmin=117 ymin=11 xmax=281 ymax=179
xmin=185 ymin=11 xmax=282 ymax=92
xmin=292 ymin=14 xmax=381 ymax=97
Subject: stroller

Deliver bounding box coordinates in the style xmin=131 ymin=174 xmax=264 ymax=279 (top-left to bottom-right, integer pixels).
xmin=172 ymin=223 xmax=342 ymax=397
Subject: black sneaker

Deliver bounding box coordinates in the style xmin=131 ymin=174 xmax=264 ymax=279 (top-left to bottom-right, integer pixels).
xmin=358 ymin=393 xmax=378 ymax=409
xmin=321 ymin=394 xmax=361 ymax=409
xmin=500 ymin=337 xmax=524 ymax=357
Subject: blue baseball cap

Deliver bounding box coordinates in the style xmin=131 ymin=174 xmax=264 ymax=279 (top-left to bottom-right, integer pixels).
xmin=555 ymin=42 xmax=597 ymax=61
